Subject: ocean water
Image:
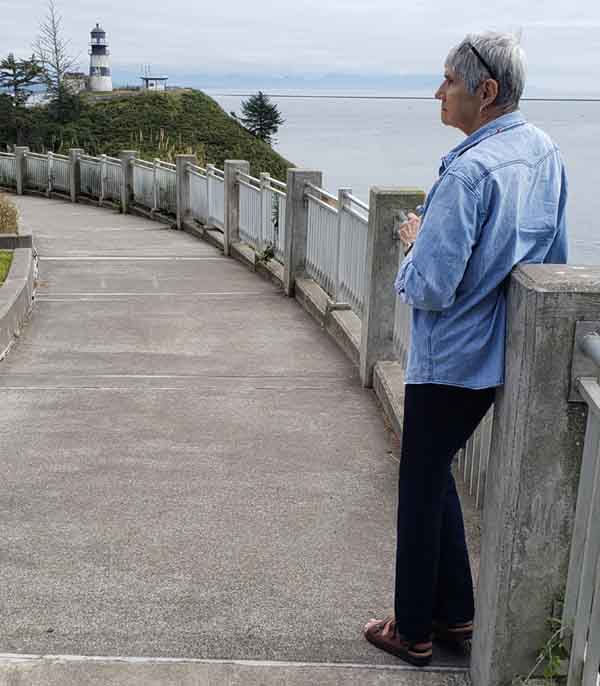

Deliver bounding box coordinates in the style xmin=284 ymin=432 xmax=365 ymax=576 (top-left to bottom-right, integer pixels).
xmin=208 ymin=91 xmax=600 ymax=265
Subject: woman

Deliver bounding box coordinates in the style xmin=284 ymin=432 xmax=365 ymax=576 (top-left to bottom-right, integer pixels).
xmin=364 ymin=31 xmax=568 ymax=666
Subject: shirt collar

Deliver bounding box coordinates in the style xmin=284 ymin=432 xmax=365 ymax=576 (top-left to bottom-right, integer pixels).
xmin=439 ymin=111 xmax=526 ymax=175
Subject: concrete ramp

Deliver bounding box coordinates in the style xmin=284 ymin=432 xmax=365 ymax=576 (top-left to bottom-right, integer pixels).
xmin=1 ymin=196 xmax=473 ymax=683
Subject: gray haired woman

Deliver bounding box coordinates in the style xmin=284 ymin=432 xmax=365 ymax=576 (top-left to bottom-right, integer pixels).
xmin=364 ymin=32 xmax=567 ymax=666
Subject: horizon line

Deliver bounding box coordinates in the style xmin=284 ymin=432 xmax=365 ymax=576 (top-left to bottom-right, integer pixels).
xmin=204 ymin=92 xmax=600 ymax=103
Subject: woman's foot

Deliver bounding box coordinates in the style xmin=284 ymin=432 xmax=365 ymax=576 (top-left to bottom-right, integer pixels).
xmin=363 ymin=616 xmax=433 ymax=667
xmin=432 ymin=620 xmax=473 ymax=653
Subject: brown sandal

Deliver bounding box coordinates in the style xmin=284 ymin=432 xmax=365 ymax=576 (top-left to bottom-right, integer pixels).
xmin=363 ymin=616 xmax=433 ymax=667
xmin=432 ymin=620 xmax=473 ymax=652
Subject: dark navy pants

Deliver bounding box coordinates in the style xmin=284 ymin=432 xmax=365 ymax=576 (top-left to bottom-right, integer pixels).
xmin=394 ymin=383 xmax=495 ymax=642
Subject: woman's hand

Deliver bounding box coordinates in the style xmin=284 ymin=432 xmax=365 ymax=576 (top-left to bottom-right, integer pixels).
xmin=399 ymin=212 xmax=421 ymax=253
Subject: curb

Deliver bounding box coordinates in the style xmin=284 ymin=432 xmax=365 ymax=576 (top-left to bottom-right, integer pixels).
xmin=0 ymin=231 xmax=33 ymax=249
xmin=0 ymin=247 xmax=36 ymax=360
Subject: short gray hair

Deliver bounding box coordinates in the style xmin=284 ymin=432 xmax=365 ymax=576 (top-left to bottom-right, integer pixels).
xmin=445 ymin=32 xmax=526 ymax=111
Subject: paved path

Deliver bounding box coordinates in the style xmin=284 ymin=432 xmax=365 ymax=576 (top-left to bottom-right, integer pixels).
xmin=0 ymin=196 xmax=469 ymax=683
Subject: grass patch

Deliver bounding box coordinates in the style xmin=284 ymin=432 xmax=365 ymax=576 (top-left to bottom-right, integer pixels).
xmin=0 ymin=250 xmax=13 ymax=284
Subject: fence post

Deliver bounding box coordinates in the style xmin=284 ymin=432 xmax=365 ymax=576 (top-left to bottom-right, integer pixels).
xmin=68 ymin=148 xmax=84 ymax=202
xmin=119 ymin=150 xmax=137 ymax=214
xmin=334 ymin=188 xmax=352 ymax=301
xmin=359 ymin=187 xmax=425 ymax=388
xmin=223 ymin=160 xmax=249 ymax=257
xmin=470 ymin=265 xmax=600 ymax=686
xmin=15 ymin=147 xmax=29 ymax=196
xmin=176 ymin=154 xmax=197 ymax=230
xmin=282 ymin=169 xmax=323 ymax=297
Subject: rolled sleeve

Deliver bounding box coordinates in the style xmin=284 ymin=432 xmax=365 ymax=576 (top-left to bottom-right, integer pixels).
xmin=394 ymin=172 xmax=481 ymax=311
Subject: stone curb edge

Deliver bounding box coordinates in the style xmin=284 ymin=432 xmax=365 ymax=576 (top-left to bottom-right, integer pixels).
xmin=0 ymin=247 xmax=36 ymax=360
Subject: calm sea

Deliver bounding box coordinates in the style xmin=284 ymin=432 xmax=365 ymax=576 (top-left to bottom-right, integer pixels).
xmin=208 ymin=91 xmax=599 ymax=265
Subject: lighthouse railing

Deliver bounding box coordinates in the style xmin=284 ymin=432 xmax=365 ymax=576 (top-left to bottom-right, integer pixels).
xmin=0 ymin=152 xmax=18 ymax=189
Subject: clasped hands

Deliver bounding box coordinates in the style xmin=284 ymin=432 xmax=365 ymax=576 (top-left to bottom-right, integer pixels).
xmin=399 ymin=212 xmax=421 ymax=255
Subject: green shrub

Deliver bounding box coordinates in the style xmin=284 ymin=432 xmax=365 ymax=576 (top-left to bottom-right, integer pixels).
xmin=0 ymin=194 xmax=18 ymax=234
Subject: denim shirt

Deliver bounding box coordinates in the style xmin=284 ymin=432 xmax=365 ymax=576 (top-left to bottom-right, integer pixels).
xmin=394 ymin=111 xmax=568 ymax=389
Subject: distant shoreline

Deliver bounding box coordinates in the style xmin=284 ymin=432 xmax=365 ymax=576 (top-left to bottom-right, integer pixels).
xmin=207 ymin=92 xmax=600 ymax=103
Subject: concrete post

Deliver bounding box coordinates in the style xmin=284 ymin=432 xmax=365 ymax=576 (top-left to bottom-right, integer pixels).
xmin=68 ymin=148 xmax=83 ymax=202
xmin=119 ymin=150 xmax=137 ymax=214
xmin=223 ymin=160 xmax=249 ymax=257
xmin=282 ymin=169 xmax=323 ymax=297
xmin=176 ymin=154 xmax=197 ymax=230
xmin=471 ymin=265 xmax=600 ymax=686
xmin=15 ymin=147 xmax=29 ymax=196
xmin=359 ymin=187 xmax=425 ymax=388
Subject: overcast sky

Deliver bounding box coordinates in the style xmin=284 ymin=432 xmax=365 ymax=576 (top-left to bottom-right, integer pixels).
xmin=1 ymin=0 xmax=598 ymax=95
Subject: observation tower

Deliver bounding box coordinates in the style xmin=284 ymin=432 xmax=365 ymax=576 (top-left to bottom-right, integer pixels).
xmin=88 ymin=23 xmax=113 ymax=92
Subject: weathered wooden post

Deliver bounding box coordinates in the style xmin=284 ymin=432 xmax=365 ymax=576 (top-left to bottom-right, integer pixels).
xmin=176 ymin=154 xmax=197 ymax=230
xmin=68 ymin=148 xmax=84 ymax=203
xmin=119 ymin=150 xmax=137 ymax=214
xmin=15 ymin=147 xmax=29 ymax=196
xmin=471 ymin=265 xmax=600 ymax=686
xmin=282 ymin=169 xmax=323 ymax=297
xmin=359 ymin=187 xmax=425 ymax=388
xmin=223 ymin=160 xmax=249 ymax=257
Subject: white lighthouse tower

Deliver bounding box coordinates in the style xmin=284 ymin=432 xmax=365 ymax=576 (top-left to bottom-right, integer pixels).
xmin=88 ymin=23 xmax=113 ymax=92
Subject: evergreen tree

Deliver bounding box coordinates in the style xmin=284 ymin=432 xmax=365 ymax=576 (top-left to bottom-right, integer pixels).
xmin=239 ymin=91 xmax=284 ymax=145
xmin=0 ymin=53 xmax=44 ymax=107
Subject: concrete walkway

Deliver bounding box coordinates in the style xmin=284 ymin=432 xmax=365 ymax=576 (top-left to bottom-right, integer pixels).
xmin=0 ymin=196 xmax=471 ymax=684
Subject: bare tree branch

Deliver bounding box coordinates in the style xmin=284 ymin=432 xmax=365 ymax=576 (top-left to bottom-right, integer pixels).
xmin=33 ymin=0 xmax=79 ymax=96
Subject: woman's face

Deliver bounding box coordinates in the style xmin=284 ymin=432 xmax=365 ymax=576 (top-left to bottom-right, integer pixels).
xmin=435 ymin=67 xmax=482 ymax=136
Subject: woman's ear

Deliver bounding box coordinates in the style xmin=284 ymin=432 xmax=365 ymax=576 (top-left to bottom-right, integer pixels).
xmin=480 ymin=79 xmax=499 ymax=111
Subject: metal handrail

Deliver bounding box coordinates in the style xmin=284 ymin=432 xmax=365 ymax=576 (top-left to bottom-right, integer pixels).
xmin=24 ymin=151 xmax=49 ymax=160
xmin=346 ymin=193 xmax=369 ymax=213
xmin=238 ymin=177 xmax=261 ymax=193
xmin=0 ymin=152 xmax=15 ymax=158
xmin=187 ymin=163 xmax=207 ymax=176
xmin=305 ymin=182 xmax=337 ymax=205
xmin=306 ymin=191 xmax=338 ymax=215
xmin=237 ymin=170 xmax=261 ymax=186
xmin=270 ymin=177 xmax=287 ymax=190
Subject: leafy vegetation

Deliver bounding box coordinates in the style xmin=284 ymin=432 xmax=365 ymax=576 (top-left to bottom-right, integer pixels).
xmin=0 ymin=90 xmax=292 ymax=181
xmin=0 ymin=251 xmax=13 ymax=284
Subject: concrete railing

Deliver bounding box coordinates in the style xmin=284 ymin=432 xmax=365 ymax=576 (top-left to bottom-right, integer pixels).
xmin=2 ymin=147 xmax=599 ymax=686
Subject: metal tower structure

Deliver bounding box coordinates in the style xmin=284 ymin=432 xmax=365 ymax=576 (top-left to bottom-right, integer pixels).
xmin=88 ymin=23 xmax=113 ymax=92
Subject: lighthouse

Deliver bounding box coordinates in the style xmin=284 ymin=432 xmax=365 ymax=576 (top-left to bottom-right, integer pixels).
xmin=88 ymin=23 xmax=113 ymax=92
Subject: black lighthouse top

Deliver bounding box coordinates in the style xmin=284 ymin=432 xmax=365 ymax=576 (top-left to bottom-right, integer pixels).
xmin=90 ymin=23 xmax=108 ymax=54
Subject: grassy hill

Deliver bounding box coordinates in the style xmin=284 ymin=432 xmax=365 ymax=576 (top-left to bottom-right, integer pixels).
xmin=1 ymin=90 xmax=291 ymax=181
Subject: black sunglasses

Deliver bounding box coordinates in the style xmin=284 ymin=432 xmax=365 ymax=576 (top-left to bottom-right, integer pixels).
xmin=467 ymin=43 xmax=498 ymax=82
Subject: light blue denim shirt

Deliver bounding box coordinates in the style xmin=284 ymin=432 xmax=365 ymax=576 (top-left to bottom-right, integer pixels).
xmin=395 ymin=111 xmax=568 ymax=389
